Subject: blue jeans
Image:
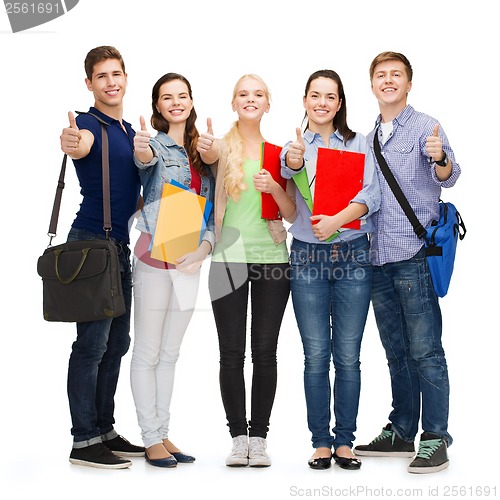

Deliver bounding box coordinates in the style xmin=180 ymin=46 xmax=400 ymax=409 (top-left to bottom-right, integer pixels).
xmin=66 ymin=228 xmax=132 ymax=446
xmin=371 ymin=247 xmax=452 ymax=446
xmin=290 ymin=235 xmax=371 ymax=450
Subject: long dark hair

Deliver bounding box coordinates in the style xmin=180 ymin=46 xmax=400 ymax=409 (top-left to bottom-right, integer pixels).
xmin=302 ymin=69 xmax=355 ymax=145
xmin=150 ymin=73 xmax=205 ymax=175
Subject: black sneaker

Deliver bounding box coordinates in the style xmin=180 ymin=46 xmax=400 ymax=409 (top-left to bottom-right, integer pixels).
xmin=408 ymin=432 xmax=449 ymax=474
xmin=104 ymin=435 xmax=145 ymax=457
xmin=354 ymin=424 xmax=415 ymax=457
xmin=69 ymin=443 xmax=132 ymax=469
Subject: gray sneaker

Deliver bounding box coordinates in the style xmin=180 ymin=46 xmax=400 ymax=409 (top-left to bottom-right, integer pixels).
xmin=248 ymin=437 xmax=271 ymax=467
xmin=408 ymin=432 xmax=449 ymax=474
xmin=354 ymin=424 xmax=415 ymax=457
xmin=225 ymin=435 xmax=249 ymax=467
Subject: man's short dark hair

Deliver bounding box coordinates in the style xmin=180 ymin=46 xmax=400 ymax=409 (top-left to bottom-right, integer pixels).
xmin=369 ymin=51 xmax=413 ymax=82
xmin=84 ymin=46 xmax=126 ymax=80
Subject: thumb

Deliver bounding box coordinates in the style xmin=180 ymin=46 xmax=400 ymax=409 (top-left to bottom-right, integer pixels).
xmin=68 ymin=111 xmax=78 ymax=130
xmin=296 ymin=127 xmax=304 ymax=144
xmin=207 ymin=117 xmax=214 ymax=136
xmin=140 ymin=115 xmax=147 ymax=132
xmin=433 ymin=123 xmax=439 ymax=137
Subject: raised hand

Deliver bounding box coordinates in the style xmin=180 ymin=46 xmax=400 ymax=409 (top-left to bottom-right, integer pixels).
xmin=196 ymin=117 xmax=216 ymax=155
xmin=426 ymin=123 xmax=444 ymax=162
xmin=286 ymin=127 xmax=306 ymax=170
xmin=60 ymin=111 xmax=81 ymax=154
xmin=134 ymin=116 xmax=151 ymax=153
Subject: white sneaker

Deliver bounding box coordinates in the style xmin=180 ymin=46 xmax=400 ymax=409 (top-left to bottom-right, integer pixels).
xmin=225 ymin=435 xmax=249 ymax=467
xmin=248 ymin=437 xmax=271 ymax=467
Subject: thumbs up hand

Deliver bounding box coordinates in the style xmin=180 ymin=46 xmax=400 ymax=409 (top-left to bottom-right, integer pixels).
xmin=197 ymin=117 xmax=216 ymax=154
xmin=134 ymin=116 xmax=151 ymax=153
xmin=197 ymin=118 xmax=219 ymax=163
xmin=426 ymin=123 xmax=445 ymax=162
xmin=286 ymin=127 xmax=306 ymax=170
xmin=60 ymin=111 xmax=82 ymax=155
xmin=133 ymin=116 xmax=155 ymax=164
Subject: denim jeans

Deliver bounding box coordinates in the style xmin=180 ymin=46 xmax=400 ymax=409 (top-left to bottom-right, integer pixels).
xmin=66 ymin=228 xmax=132 ymax=446
xmin=290 ymin=235 xmax=371 ymax=450
xmin=371 ymin=246 xmax=452 ymax=446
xmin=209 ymin=262 xmax=290 ymax=438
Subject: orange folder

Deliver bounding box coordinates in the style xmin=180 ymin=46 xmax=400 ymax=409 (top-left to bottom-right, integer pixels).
xmin=260 ymin=142 xmax=287 ymax=220
xmin=151 ymin=182 xmax=209 ymax=263
xmin=312 ymin=148 xmax=365 ymax=230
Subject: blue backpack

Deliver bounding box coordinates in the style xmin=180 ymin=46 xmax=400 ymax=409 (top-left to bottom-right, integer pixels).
xmin=424 ymin=201 xmax=466 ymax=297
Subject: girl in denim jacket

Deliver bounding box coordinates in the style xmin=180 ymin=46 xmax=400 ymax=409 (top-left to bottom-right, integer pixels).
xmin=130 ymin=73 xmax=214 ymax=468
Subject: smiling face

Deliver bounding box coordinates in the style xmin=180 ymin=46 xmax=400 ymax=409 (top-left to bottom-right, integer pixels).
xmin=85 ymin=58 xmax=127 ymax=111
xmin=156 ymin=79 xmax=193 ymax=126
xmin=231 ymin=76 xmax=270 ymax=122
xmin=371 ymin=60 xmax=412 ymax=112
xmin=303 ymin=76 xmax=342 ymax=133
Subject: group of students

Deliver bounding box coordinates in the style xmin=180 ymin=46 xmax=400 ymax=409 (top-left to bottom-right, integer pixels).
xmin=58 ymin=45 xmax=461 ymax=475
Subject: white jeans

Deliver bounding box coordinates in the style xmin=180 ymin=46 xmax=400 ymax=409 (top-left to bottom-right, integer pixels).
xmin=130 ymin=259 xmax=200 ymax=448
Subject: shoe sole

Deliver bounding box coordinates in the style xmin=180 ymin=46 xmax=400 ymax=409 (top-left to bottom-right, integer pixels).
xmin=354 ymin=450 xmax=415 ymax=457
xmin=226 ymin=461 xmax=249 ymax=467
xmin=69 ymin=458 xmax=132 ymax=469
xmin=249 ymin=461 xmax=271 ymax=467
xmin=112 ymin=451 xmax=145 ymax=457
xmin=408 ymin=461 xmax=449 ymax=474
xmin=145 ymin=460 xmax=177 ymax=468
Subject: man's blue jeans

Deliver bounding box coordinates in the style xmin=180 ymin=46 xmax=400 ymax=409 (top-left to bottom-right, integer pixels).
xmin=66 ymin=228 xmax=132 ymax=446
xmin=371 ymin=246 xmax=452 ymax=446
xmin=290 ymin=235 xmax=372 ymax=450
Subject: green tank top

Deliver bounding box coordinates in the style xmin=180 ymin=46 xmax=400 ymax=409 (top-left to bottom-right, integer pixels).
xmin=212 ymin=159 xmax=288 ymax=264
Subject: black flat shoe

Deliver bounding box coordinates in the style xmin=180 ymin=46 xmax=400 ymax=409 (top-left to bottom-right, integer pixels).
xmin=333 ymin=451 xmax=361 ymax=470
xmin=172 ymin=451 xmax=196 ymax=463
xmin=308 ymin=454 xmax=332 ymax=470
xmin=145 ymin=450 xmax=177 ymax=468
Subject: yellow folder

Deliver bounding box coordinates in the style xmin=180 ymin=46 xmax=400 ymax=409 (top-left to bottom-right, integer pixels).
xmin=151 ymin=182 xmax=208 ymax=263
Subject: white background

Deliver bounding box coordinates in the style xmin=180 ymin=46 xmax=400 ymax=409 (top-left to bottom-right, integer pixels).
xmin=1 ymin=1 xmax=498 ymax=498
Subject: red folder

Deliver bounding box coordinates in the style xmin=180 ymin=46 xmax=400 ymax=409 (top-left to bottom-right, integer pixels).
xmin=313 ymin=148 xmax=365 ymax=230
xmin=260 ymin=142 xmax=287 ymax=220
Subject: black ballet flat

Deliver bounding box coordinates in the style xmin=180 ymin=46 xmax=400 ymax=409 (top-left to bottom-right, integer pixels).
xmin=172 ymin=451 xmax=196 ymax=463
xmin=308 ymin=454 xmax=332 ymax=470
xmin=333 ymin=451 xmax=361 ymax=470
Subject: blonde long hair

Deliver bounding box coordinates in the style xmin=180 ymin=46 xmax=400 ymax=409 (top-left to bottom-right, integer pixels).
xmin=223 ymin=74 xmax=271 ymax=201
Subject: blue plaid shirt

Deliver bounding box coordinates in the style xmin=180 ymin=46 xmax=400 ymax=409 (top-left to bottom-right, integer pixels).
xmin=367 ymin=105 xmax=461 ymax=266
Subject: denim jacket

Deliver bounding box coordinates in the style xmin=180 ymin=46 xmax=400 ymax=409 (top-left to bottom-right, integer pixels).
xmin=135 ymin=131 xmax=215 ymax=250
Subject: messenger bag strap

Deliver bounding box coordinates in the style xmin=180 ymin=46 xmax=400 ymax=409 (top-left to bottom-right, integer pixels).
xmin=47 ymin=154 xmax=68 ymax=244
xmin=47 ymin=113 xmax=111 ymax=245
xmin=373 ymin=128 xmax=427 ymax=239
xmin=100 ymin=122 xmax=111 ymax=236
